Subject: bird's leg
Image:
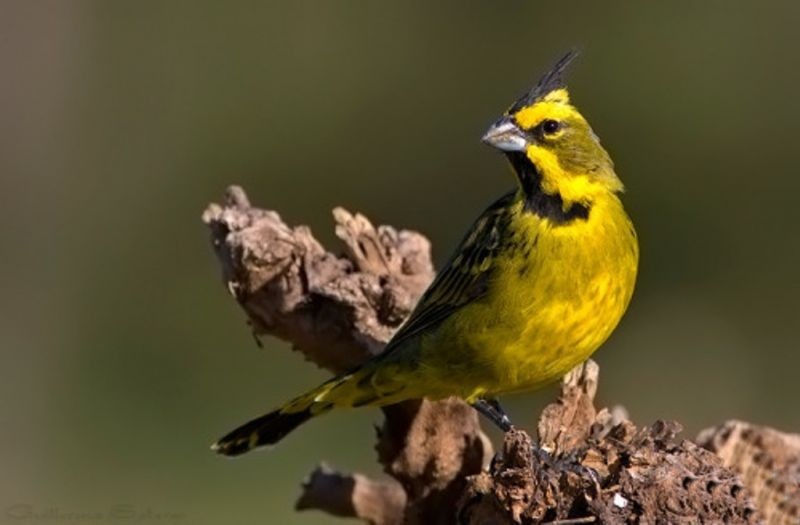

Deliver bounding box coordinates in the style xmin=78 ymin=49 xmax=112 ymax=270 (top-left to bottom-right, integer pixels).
xmin=472 ymin=400 xmax=600 ymax=490
xmin=471 ymin=398 xmax=513 ymax=432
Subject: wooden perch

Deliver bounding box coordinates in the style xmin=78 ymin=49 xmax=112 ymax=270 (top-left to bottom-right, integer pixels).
xmin=697 ymin=421 xmax=800 ymax=524
xmin=203 ymin=186 xmax=799 ymax=524
xmin=202 ymin=186 xmax=491 ymax=524
xmin=296 ymin=464 xmax=406 ymax=525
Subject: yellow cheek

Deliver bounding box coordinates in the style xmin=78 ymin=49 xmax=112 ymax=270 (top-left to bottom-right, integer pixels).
xmin=524 ymin=147 xmax=563 ymax=193
xmin=524 ymin=146 xmax=604 ymax=206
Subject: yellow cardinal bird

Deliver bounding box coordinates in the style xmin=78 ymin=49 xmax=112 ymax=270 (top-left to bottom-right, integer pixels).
xmin=213 ymin=51 xmax=638 ymax=456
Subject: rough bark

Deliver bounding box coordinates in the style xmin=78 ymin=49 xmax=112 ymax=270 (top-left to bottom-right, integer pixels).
xmin=203 ymin=186 xmax=798 ymax=524
xmin=203 ymin=186 xmax=490 ymax=524
xmin=697 ymin=421 xmax=800 ymax=525
xmin=460 ymin=363 xmax=759 ymax=524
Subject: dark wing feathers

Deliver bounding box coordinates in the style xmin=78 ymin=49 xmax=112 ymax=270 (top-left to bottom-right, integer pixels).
xmin=384 ymin=191 xmax=515 ymax=350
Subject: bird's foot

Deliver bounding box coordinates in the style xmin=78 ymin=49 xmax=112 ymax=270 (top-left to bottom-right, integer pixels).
xmin=531 ymin=446 xmax=601 ymax=494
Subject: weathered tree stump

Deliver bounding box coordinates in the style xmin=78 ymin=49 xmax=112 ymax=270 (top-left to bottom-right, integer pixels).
xmin=203 ymin=186 xmax=798 ymax=524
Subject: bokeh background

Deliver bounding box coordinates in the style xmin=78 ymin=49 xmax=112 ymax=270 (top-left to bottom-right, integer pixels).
xmin=2 ymin=2 xmax=799 ymax=523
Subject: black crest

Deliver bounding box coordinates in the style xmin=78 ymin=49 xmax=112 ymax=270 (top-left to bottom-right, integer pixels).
xmin=507 ymin=50 xmax=579 ymax=114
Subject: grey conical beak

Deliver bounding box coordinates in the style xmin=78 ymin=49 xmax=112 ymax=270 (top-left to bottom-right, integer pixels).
xmin=481 ymin=118 xmax=527 ymax=152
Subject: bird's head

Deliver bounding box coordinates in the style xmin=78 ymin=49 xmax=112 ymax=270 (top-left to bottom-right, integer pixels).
xmin=483 ymin=51 xmax=623 ymax=220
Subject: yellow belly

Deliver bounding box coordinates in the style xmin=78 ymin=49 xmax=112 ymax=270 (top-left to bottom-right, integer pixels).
xmin=419 ymin=196 xmax=638 ymax=401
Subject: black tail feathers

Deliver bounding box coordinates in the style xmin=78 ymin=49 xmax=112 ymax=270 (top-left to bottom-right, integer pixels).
xmin=212 ymin=369 xmax=365 ymax=456
xmin=212 ymin=408 xmax=313 ymax=457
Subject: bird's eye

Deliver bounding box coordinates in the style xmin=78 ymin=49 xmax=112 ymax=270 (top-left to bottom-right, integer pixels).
xmin=542 ymin=119 xmax=561 ymax=135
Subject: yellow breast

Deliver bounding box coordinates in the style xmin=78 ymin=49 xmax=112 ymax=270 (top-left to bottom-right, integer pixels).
xmin=426 ymin=194 xmax=638 ymax=401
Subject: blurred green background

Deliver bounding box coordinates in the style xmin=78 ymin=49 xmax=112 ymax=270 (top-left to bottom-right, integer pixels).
xmin=2 ymin=1 xmax=799 ymax=523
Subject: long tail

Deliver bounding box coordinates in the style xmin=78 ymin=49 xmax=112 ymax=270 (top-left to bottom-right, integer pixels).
xmin=212 ymin=367 xmax=392 ymax=457
xmin=211 ymin=405 xmax=318 ymax=456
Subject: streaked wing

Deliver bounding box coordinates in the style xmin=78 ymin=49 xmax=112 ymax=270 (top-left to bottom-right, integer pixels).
xmin=385 ymin=191 xmax=516 ymax=350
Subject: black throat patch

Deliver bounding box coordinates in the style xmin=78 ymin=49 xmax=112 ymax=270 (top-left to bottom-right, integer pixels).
xmin=506 ymin=151 xmax=590 ymax=224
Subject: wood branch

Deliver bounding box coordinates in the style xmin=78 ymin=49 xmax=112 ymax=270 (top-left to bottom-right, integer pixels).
xmin=296 ymin=464 xmax=406 ymax=525
xmin=202 ymin=185 xmax=433 ymax=372
xmin=202 ymin=186 xmax=492 ymax=524
xmin=203 ymin=186 xmax=799 ymax=524
xmin=697 ymin=421 xmax=800 ymax=524
xmin=460 ymin=363 xmax=760 ymax=524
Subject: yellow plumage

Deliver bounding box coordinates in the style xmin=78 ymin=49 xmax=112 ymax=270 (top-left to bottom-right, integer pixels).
xmin=213 ymin=51 xmax=639 ymax=456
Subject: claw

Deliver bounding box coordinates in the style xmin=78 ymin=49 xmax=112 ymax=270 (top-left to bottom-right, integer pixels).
xmin=531 ymin=446 xmax=602 ymax=495
xmin=490 ymin=451 xmax=505 ymax=474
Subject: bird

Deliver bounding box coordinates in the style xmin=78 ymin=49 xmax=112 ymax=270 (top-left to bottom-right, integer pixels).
xmin=212 ymin=51 xmax=639 ymax=457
